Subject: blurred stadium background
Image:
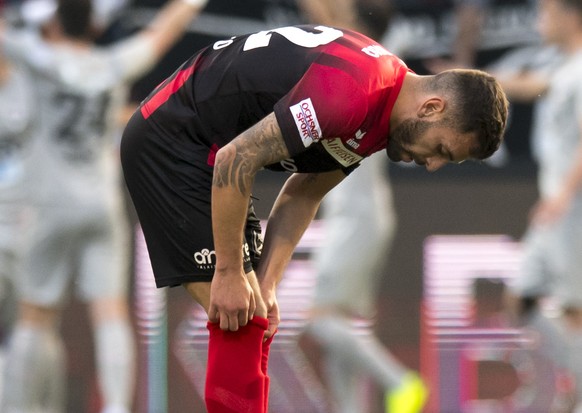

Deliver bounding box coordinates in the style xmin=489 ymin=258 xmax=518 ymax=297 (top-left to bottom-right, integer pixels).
xmin=6 ymin=0 xmax=545 ymax=411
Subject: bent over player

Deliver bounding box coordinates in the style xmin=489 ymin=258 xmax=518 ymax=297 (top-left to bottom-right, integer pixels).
xmin=120 ymin=24 xmax=509 ymax=413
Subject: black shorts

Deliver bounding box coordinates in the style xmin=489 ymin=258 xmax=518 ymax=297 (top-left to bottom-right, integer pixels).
xmin=120 ymin=111 xmax=263 ymax=288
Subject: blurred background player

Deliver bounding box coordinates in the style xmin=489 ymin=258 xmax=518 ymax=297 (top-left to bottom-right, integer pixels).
xmin=295 ymin=1 xmax=427 ymax=412
xmin=425 ymin=0 xmax=493 ymax=72
xmin=490 ymin=0 xmax=582 ymax=410
xmin=0 ymin=46 xmax=36 ymax=407
xmin=0 ymin=0 xmax=208 ymax=412
xmin=425 ymin=0 xmax=512 ymax=167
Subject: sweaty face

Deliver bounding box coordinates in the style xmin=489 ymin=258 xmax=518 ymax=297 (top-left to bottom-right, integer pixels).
xmin=387 ymin=118 xmax=478 ymax=172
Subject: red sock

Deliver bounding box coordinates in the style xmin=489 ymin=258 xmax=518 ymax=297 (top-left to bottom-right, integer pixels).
xmin=262 ymin=333 xmax=275 ymax=412
xmin=205 ymin=317 xmax=269 ymax=413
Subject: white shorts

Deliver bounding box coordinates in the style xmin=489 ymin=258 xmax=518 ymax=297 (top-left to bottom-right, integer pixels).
xmin=510 ymin=198 xmax=582 ymax=308
xmin=17 ymin=199 xmax=131 ymax=307
xmin=312 ymin=152 xmax=396 ymax=318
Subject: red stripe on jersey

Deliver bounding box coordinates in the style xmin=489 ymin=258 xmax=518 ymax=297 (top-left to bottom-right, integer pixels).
xmin=207 ymin=143 xmax=219 ymax=166
xmin=141 ymin=65 xmax=195 ymax=119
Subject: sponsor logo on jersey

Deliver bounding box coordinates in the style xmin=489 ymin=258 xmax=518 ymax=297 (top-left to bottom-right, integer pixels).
xmin=322 ymin=138 xmax=363 ymax=167
xmin=362 ymin=44 xmax=391 ymax=58
xmin=290 ymin=98 xmax=322 ymax=147
xmin=346 ymin=129 xmax=366 ymax=149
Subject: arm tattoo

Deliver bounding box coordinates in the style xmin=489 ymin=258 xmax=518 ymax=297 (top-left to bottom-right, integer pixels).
xmin=213 ymin=113 xmax=290 ymax=195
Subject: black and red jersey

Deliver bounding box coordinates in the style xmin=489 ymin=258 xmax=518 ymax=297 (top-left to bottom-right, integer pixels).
xmin=139 ymin=25 xmax=411 ymax=174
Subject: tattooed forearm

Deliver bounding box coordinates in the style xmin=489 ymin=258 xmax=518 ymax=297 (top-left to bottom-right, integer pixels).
xmin=213 ymin=113 xmax=290 ymax=195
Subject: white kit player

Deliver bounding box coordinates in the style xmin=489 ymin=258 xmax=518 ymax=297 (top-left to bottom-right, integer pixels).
xmin=0 ymin=0 xmax=208 ymax=412
xmin=0 ymin=51 xmax=36 ymax=407
xmin=494 ymin=0 xmax=582 ymax=409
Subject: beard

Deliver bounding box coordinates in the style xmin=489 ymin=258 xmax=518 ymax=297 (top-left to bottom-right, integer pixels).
xmin=386 ymin=117 xmax=430 ymax=162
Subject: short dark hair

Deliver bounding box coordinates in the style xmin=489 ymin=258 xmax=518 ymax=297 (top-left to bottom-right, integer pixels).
xmin=432 ymin=69 xmax=509 ymax=160
xmin=57 ymin=0 xmax=93 ymax=40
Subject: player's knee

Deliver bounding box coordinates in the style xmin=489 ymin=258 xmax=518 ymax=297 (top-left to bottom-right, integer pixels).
xmin=90 ymin=296 xmax=130 ymax=323
xmin=18 ymin=301 xmax=59 ymax=327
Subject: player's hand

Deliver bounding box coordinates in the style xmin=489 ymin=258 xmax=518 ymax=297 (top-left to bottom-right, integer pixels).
xmin=261 ymin=286 xmax=280 ymax=340
xmin=208 ymin=270 xmax=256 ymax=331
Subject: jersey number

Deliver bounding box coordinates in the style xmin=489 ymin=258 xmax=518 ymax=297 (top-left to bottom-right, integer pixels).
xmin=214 ymin=26 xmax=343 ymax=51
xmin=54 ymin=91 xmax=110 ymax=162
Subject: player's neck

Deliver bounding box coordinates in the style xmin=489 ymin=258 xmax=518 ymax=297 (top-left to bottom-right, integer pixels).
xmin=390 ymin=73 xmax=423 ymax=125
xmin=42 ymin=20 xmax=93 ymax=49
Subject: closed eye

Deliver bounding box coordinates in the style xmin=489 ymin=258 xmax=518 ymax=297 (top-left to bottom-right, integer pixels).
xmin=438 ymin=144 xmax=453 ymax=162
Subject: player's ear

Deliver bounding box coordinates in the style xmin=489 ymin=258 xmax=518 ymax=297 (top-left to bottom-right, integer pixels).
xmin=418 ymin=97 xmax=445 ymax=118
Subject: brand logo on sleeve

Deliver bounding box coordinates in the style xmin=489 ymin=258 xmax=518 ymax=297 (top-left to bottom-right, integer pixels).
xmin=322 ymin=138 xmax=363 ymax=167
xmin=362 ymin=44 xmax=391 ymax=58
xmin=346 ymin=129 xmax=366 ymax=149
xmin=290 ymin=98 xmax=322 ymax=147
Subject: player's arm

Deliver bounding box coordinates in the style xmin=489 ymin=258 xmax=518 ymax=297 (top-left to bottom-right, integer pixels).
xmin=210 ymin=112 xmax=290 ymax=331
xmin=425 ymin=1 xmax=489 ymax=72
xmin=134 ymin=0 xmax=208 ymax=60
xmin=452 ymin=1 xmax=487 ymax=68
xmin=257 ymin=169 xmax=346 ymax=337
xmin=258 ymin=171 xmax=346 ymax=289
xmin=296 ymin=0 xmax=359 ymax=31
xmin=494 ymin=70 xmax=549 ymax=103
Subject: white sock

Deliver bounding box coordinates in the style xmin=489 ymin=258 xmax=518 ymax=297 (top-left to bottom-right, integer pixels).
xmin=1 ymin=323 xmax=65 ymax=413
xmin=305 ymin=315 xmax=406 ymax=391
xmin=562 ymin=330 xmax=582 ymax=403
xmin=525 ymin=310 xmax=569 ymax=369
xmin=323 ymin=351 xmax=364 ymax=413
xmin=95 ymin=318 xmax=135 ymax=413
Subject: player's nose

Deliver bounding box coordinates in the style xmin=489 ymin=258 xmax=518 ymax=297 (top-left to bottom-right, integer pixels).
xmin=425 ymin=157 xmax=446 ymax=172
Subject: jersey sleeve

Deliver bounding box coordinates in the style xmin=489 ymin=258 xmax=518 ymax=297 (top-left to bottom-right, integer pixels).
xmin=273 ymin=63 xmax=368 ymax=157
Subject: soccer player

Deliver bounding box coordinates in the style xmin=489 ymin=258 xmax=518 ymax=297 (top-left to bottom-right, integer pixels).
xmin=120 ymin=24 xmax=508 ymax=413
xmin=493 ymin=0 xmax=582 ymax=409
xmin=0 ymin=50 xmax=36 ymax=407
xmin=0 ymin=0 xmax=208 ymax=412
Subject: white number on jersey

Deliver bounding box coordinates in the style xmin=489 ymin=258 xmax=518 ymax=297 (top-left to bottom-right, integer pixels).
xmin=243 ymin=26 xmax=343 ymax=51
xmin=213 ymin=26 xmax=343 ymax=51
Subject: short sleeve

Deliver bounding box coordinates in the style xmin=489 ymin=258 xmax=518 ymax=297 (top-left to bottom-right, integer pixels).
xmin=274 ymin=63 xmax=368 ymax=157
